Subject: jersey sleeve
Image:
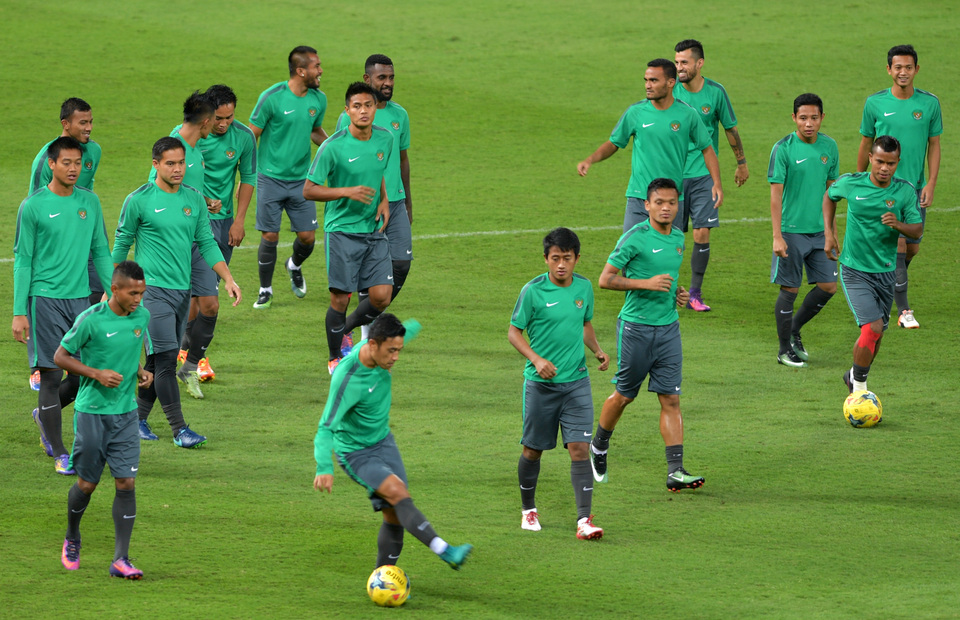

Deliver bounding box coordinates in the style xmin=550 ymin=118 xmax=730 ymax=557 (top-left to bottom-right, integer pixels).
xmin=583 ymin=282 xmax=594 ymax=323
xmin=715 ymin=84 xmax=737 ymax=129
xmin=314 ymin=369 xmax=359 ymax=475
xmin=307 ymin=139 xmax=336 ymax=186
xmin=112 ymin=192 xmax=140 ymax=264
xmin=29 ymin=146 xmax=50 ymax=194
xmin=399 ymin=110 xmax=411 ymax=151
xmin=928 ymin=98 xmax=943 ymax=138
xmin=827 ymin=175 xmax=849 ymax=202
xmin=193 ymin=195 xmax=226 ymax=267
xmin=59 ymin=308 xmax=93 ymax=356
xmin=12 ymin=199 xmax=36 ymax=316
xmin=88 ymin=196 xmax=114 ymax=294
xmin=607 ymin=230 xmax=641 ymax=270
xmin=828 ymin=142 xmax=840 ymax=181
xmin=859 ymin=98 xmax=878 ymax=138
xmin=690 ymin=112 xmax=712 ymax=152
xmin=313 ymin=92 xmax=327 ymax=129
xmin=900 ymin=187 xmax=923 ymax=224
xmin=510 ymin=282 xmax=536 ymax=330
xmin=238 ymin=126 xmax=258 ymax=186
xmin=609 ymin=107 xmax=635 ymax=149
xmin=767 ymin=139 xmax=788 ymax=184
xmin=87 ymin=142 xmax=101 ymax=190
xmin=335 ymin=111 xmax=349 ymax=132
xmin=249 ymin=89 xmax=273 ymax=130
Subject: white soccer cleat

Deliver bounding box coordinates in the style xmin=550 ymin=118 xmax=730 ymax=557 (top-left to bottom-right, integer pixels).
xmin=521 ymin=509 xmax=541 ymax=531
xmin=898 ymin=309 xmax=919 ymax=329
xmin=576 ymin=515 xmax=603 ymax=540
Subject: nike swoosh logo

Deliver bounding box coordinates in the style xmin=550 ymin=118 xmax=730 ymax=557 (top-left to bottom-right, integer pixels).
xmin=331 ymin=327 xmax=344 ymax=333
xmin=519 ymin=485 xmax=535 ymax=490
xmin=417 ymin=521 xmax=430 ymax=531
xmin=583 ymin=431 xmax=591 ymax=436
xmin=349 ymin=156 xmax=360 ymax=162
xmin=388 ymin=554 xmax=400 ymax=559
xmin=106 ymin=332 xmax=118 ymax=337
xmin=131 ymin=466 xmax=138 ymax=471
xmin=312 ymin=219 xmax=318 ymax=224
xmin=123 ymin=514 xmax=136 ymax=519
xmin=795 ymin=158 xmax=808 ymax=164
xmin=642 ymin=122 xmax=655 ymax=128
xmin=49 ymin=213 xmax=61 ymax=218
xmin=42 ymin=404 xmax=57 ymax=410
xmin=284 ymin=110 xmax=295 ymax=115
xmin=155 ymin=208 xmax=167 ymax=212
xmin=258 ymin=261 xmax=271 ymax=265
xmin=406 ymin=250 xmax=412 ymax=254
xmin=582 ymin=487 xmax=593 ymax=492
xmin=833 ymin=271 xmax=838 ymax=276
xmin=652 ymin=248 xmax=663 ymax=253
xmin=707 ymin=218 xmax=718 ymax=223
xmin=884 ymin=112 xmax=896 ymax=116
xmin=71 ymin=508 xmax=86 ymax=514
xmin=675 ymin=386 xmax=680 ymax=391
xmin=855 ymin=196 xmax=868 ymax=200
xmin=699 ymin=248 xmax=710 ymax=253
xmin=546 ymin=302 xmax=559 ymax=307
xmin=780 ymin=310 xmax=792 ymax=314
xmin=188 ymin=163 xmax=194 ymax=167
xmin=387 ymin=276 xmax=393 ymax=280
xmin=368 ymin=385 xmax=378 ymax=393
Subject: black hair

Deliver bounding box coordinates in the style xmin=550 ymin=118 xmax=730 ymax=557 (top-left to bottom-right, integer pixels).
xmin=368 ymin=313 xmax=406 ymax=343
xmin=345 ymin=81 xmax=379 ymax=105
xmin=60 ymin=97 xmax=91 ymax=122
xmin=113 ymin=260 xmax=145 ymax=283
xmin=873 ymin=135 xmax=901 ymax=156
xmin=205 ymin=84 xmax=237 ymax=108
xmin=152 ymin=136 xmax=185 ymax=160
xmin=887 ymin=44 xmax=917 ymax=66
xmin=289 ymin=45 xmax=318 ymax=76
xmin=365 ymin=54 xmax=394 ymax=73
xmin=542 ymin=227 xmax=581 ymax=256
xmin=183 ymin=90 xmax=215 ymax=124
xmin=793 ymin=93 xmax=824 ymax=115
xmin=647 ymin=58 xmax=677 ymax=80
xmin=674 ymin=39 xmax=704 ymax=60
xmin=46 ymin=136 xmax=83 ymax=162
xmin=646 ymin=177 xmax=679 ymax=199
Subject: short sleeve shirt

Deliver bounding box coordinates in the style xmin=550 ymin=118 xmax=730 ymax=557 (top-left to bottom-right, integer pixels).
xmin=673 ymin=78 xmax=738 ymax=178
xmin=337 ymin=101 xmax=410 ymax=201
xmin=768 ymin=132 xmax=840 ymax=233
xmin=607 ymin=224 xmax=685 ymax=325
xmin=250 ymin=82 xmax=327 ymax=181
xmin=197 ymin=120 xmax=258 ymax=219
xmin=29 ymin=139 xmax=102 ymax=193
xmin=859 ymin=88 xmax=942 ymax=188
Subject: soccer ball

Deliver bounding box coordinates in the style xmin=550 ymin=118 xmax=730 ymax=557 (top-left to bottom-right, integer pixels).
xmin=366 ymin=564 xmax=410 ymax=607
xmin=843 ymin=391 xmax=882 ymax=428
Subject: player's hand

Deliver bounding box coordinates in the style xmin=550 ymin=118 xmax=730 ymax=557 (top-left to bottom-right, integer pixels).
xmin=96 ymin=369 xmax=123 ymax=388
xmin=595 ymin=350 xmax=610 ymax=372
xmin=881 ymin=212 xmax=900 ymax=228
xmin=12 ymin=315 xmax=30 ymax=343
xmin=773 ymin=236 xmax=788 ymax=258
xmin=314 ymin=474 xmax=333 ymax=493
xmin=533 ymin=356 xmax=557 ymax=380
xmin=206 ymin=199 xmax=222 ymax=215
xmin=920 ymin=182 xmax=935 ymax=208
xmin=735 ymin=163 xmax=749 ymax=187
xmin=224 ymin=279 xmax=242 ymax=306
xmin=824 ymin=237 xmax=839 ymax=261
xmin=676 ymin=285 xmax=690 ymax=307
xmin=376 ymin=200 xmax=390 ymax=233
xmin=228 ymin=221 xmax=246 ymax=247
xmin=577 ymin=160 xmax=591 ymax=176
xmin=712 ymin=185 xmax=724 ymax=208
xmin=138 ymin=368 xmax=154 ymax=389
xmin=345 ymin=185 xmax=376 ymax=205
xmin=646 ymin=274 xmax=674 ymax=292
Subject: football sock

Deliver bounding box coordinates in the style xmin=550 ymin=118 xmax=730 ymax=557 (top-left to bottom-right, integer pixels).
xmin=152 ymin=350 xmax=185 ymax=433
xmin=361 ymin=324 xmax=370 ymax=340
xmin=325 ymin=307 xmax=348 ymax=360
xmin=38 ymin=369 xmax=67 ymax=455
xmin=186 ymin=312 xmax=217 ymax=365
xmin=852 ymin=364 xmax=870 ymax=392
xmin=112 ymin=488 xmax=136 ymax=561
xmin=376 ymin=521 xmax=404 ymax=568
xmin=391 ymin=260 xmax=411 ymax=301
xmin=137 ymin=354 xmax=157 ymax=420
xmin=570 ymin=459 xmax=593 ymax=521
xmin=291 ymin=238 xmax=314 ymax=267
xmin=592 ymin=424 xmax=613 ymax=452
xmin=517 ymin=455 xmax=540 ymax=510
xmin=690 ymin=243 xmax=710 ymax=291
xmin=180 ymin=319 xmax=194 ymax=352
xmin=666 ymin=444 xmax=684 ymax=475
xmin=66 ymin=482 xmax=92 ymax=541
xmin=792 ymin=287 xmax=833 ymax=334
xmin=392 ymin=498 xmax=441 ymax=550
xmin=59 ymin=371 xmax=79 ymax=409
xmin=775 ymin=290 xmax=797 ymax=354
xmin=257 ymin=238 xmax=278 ymax=288
xmin=894 ymin=252 xmax=910 ymax=312
xmin=343 ymin=297 xmax=384 ymax=334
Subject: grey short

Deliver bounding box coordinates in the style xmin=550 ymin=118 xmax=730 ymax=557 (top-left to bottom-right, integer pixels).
xmin=255 ymin=173 xmax=318 ymax=233
xmin=87 ymin=255 xmax=104 ymax=295
xmin=385 ymin=200 xmax=413 ymax=261
xmin=190 ymin=218 xmax=232 ymax=297
xmin=70 ymin=410 xmax=139 ymax=484
xmin=839 ymin=264 xmax=894 ymax=329
xmin=770 ymin=232 xmax=838 ymax=287
xmin=677 ymin=174 xmax=719 ymax=232
xmin=142 ymin=286 xmax=191 ymax=354
xmin=623 ymin=196 xmax=650 ymax=232
xmin=325 ymin=231 xmax=392 ymax=293
xmin=26 ymin=296 xmax=88 ymax=369
xmin=901 ymin=205 xmax=925 ymax=244
xmin=521 ymin=376 xmax=594 ymax=451
xmin=616 ymin=319 xmax=683 ymax=398
xmin=337 ymin=432 xmax=407 ymax=512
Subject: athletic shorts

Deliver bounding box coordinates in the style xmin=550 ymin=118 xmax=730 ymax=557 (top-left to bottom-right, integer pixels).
xmin=190 ymin=218 xmax=233 ymax=297
xmin=521 ymin=376 xmax=594 ymax=450
xmin=623 ymin=196 xmax=685 ymax=234
xmin=87 ymin=255 xmax=104 ymax=295
xmin=839 ymin=264 xmax=894 ymax=329
xmin=616 ymin=319 xmax=683 ymax=398
xmin=677 ymin=175 xmax=719 ymax=232
xmin=70 ymin=410 xmax=139 ymax=484
xmin=325 ymin=231 xmax=392 ymax=293
xmin=142 ymin=286 xmax=190 ymax=354
xmin=337 ymin=432 xmax=407 ymax=512
xmin=26 ymin=296 xmax=88 ymax=369
xmin=255 ymin=173 xmax=318 ymax=233
xmin=385 ymin=200 xmax=413 ymax=261
xmin=770 ymin=232 xmax=838 ymax=288
xmin=901 ymin=205 xmax=925 ymax=244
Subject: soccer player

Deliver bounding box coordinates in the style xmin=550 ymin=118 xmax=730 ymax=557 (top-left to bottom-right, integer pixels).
xmin=178 ymin=84 xmax=257 ymax=386
xmin=112 ymin=137 xmax=242 ymax=448
xmin=857 ymin=44 xmax=941 ymax=329
xmin=673 ymin=39 xmax=748 ymax=311
xmin=508 ymin=227 xmax=609 ymax=539
xmin=577 ymin=58 xmax=723 ymax=233
xmin=769 ymin=94 xmax=840 ymax=368
xmin=590 ymin=178 xmax=705 ymax=493
xmin=313 ymin=313 xmax=473 ymax=570
xmin=824 ymin=136 xmax=922 ymax=394
xmin=13 ymin=136 xmax=114 ymax=474
xmin=54 ymin=261 xmax=153 ymax=579
xmin=304 ymin=82 xmax=393 ymax=375
xmin=336 ymin=54 xmax=414 ymax=342
xmin=249 ymin=45 xmax=328 ymax=309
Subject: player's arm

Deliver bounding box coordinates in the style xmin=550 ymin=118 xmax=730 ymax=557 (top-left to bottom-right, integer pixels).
xmin=54 ymin=345 xmax=122 ymax=388
xmin=508 ymin=324 xmax=556 ymax=380
xmin=137 ymin=363 xmax=153 ymax=389
xmin=724 ymin=126 xmax=749 ymax=186
xmin=303 ymin=179 xmax=376 ymax=204
xmin=400 ymin=149 xmax=412 ymax=223
xmin=111 ymin=196 xmax=140 ymax=264
xmin=881 ymin=211 xmax=923 ymax=238
xmin=599 ymin=263 xmax=674 ymax=292
xmin=229 ymin=183 xmax=254 ymax=247
xmin=313 ymin=378 xmax=358 ymax=492
xmin=311 ymin=125 xmax=329 ymax=147
xmin=249 ymin=124 xmax=262 ymax=144
xmin=822 ymin=191 xmax=840 ymax=261
xmin=577 ymin=141 xmax=618 ymax=176
xmin=582 ymin=321 xmax=609 ymax=371
xmin=701 ymin=147 xmax=724 ymax=208
xmin=12 ymin=204 xmax=35 ymax=342
xmin=856 ymin=135 xmax=874 ymax=173
xmin=770 ymin=183 xmax=787 ymax=258
xmin=376 ymin=178 xmax=389 ymax=233
xmin=920 ymin=135 xmax=940 ymax=207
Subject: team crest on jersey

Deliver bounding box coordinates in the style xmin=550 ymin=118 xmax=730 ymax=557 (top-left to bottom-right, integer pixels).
xmin=182 ymin=206 xmax=192 ymax=217
xmin=226 ymin=149 xmax=236 ymax=160
xmin=377 ymin=151 xmax=385 ymax=161
xmin=391 ymin=121 xmax=400 ymax=130
xmin=133 ymin=328 xmax=142 ymax=337
xmin=575 ymin=298 xmax=584 ymax=309
xmin=77 ymin=208 xmax=87 ymax=220
xmin=309 ymin=107 xmax=318 ymax=117
xmin=913 ymin=110 xmax=923 ymax=120
xmin=885 ymin=199 xmax=895 ymax=208
xmin=676 ymin=246 xmax=683 ymax=255
xmin=670 ymin=122 xmax=681 ymax=131
xmin=701 ymin=105 xmax=711 ymax=115
xmin=821 ymin=155 xmax=829 ymax=164
xmin=84 ymin=161 xmax=92 ymax=170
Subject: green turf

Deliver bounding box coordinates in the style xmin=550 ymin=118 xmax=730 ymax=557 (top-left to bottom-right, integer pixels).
xmin=1 ymin=1 xmax=959 ymax=618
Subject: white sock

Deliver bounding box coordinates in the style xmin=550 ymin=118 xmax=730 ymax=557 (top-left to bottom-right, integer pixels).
xmin=852 ymin=367 xmax=867 ymax=392
xmin=287 ymin=257 xmax=301 ymax=271
xmin=361 ymin=324 xmax=370 ymax=340
xmin=522 ymin=508 xmax=537 ymax=515
xmin=590 ymin=444 xmax=606 ymax=455
xmin=429 ymin=537 xmax=449 ymax=555
xmin=259 ymin=286 xmax=273 ymax=295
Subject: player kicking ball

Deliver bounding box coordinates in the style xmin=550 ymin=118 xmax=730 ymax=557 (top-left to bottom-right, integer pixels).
xmin=509 ymin=227 xmax=609 ymax=539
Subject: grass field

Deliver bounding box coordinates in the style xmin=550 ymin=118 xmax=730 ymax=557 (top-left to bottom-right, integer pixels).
xmin=1 ymin=1 xmax=959 ymax=618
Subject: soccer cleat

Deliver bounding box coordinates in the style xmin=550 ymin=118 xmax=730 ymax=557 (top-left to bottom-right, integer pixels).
xmin=197 ymin=357 xmax=215 ymax=382
xmin=576 ymin=515 xmax=603 ymax=540
xmin=589 ymin=446 xmax=608 ymax=483
xmin=843 ymin=369 xmax=854 ymax=394
xmin=439 ymin=543 xmax=473 ymax=570
xmin=340 ymin=331 xmax=354 ymax=357
xmin=176 ymin=369 xmax=204 ymax=399
xmin=138 ymin=419 xmax=159 ymax=441
xmin=55 ymin=454 xmax=75 ymax=476
xmin=30 ymin=369 xmax=41 ymax=391
xmin=777 ymin=350 xmax=807 ymax=368
xmin=790 ymin=333 xmax=809 ymax=361
xmin=666 ymin=468 xmax=704 ymax=492
xmin=61 ymin=539 xmax=81 ymax=570
xmin=173 ymin=425 xmax=207 ymax=449
xmin=686 ymin=294 xmax=711 ymax=312
xmin=898 ymin=309 xmax=919 ymax=329
xmin=109 ymin=557 xmax=143 ymax=580
xmin=177 ymin=349 xmax=187 ymax=365
xmin=32 ymin=408 xmax=54 ymax=457
xmin=328 ymin=358 xmax=341 ymax=375
xmin=286 ymin=258 xmax=307 ymax=298
xmin=252 ymin=290 xmax=272 ymax=309
xmin=521 ymin=509 xmax=541 ymax=532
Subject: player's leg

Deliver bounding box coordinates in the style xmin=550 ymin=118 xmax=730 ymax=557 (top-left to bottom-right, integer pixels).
xmin=107 ymin=410 xmax=142 ymax=578
xmin=86 ymin=256 xmax=104 ymax=307
xmin=385 ymin=198 xmax=413 ymax=305
xmin=789 ymin=233 xmax=837 ymax=362
xmin=179 ymin=297 xmax=199 ymax=358
xmin=377 ymin=508 xmax=405 ymax=568
xmin=852 ymin=319 xmax=884 ymax=392
xmin=178 ymin=245 xmax=219 ymax=395
xmin=254 ymin=173 xmax=283 ymax=308
xmin=518 ymin=380 xmax=558 ymax=532
xmin=895 ymin=205 xmax=923 ymax=327
xmin=344 ymin=236 xmax=393 ymax=335
xmin=63 ymin=411 xmax=103 ymax=570
xmin=326 ymin=289 xmax=352 ymax=371
xmin=284 ymin=189 xmax=319 ymax=299
xmin=685 ymin=175 xmax=717 ymax=311
xmin=771 ymin=233 xmax=804 ymax=366
xmin=325 ymin=232 xmax=363 ymax=371
xmin=839 ymin=266 xmax=892 ymax=393
xmin=561 ymin=377 xmax=602 ymax=539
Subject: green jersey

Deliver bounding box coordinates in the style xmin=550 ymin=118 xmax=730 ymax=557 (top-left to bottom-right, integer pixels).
xmin=60 ymin=302 xmax=152 ymax=415
xmin=768 ymin=131 xmax=840 ymax=233
xmin=112 ymin=182 xmax=224 ymax=290
xmin=609 ymin=99 xmax=711 ymax=198
xmin=249 ymin=82 xmax=327 ymax=181
xmin=673 ymin=78 xmax=738 ymax=178
xmin=510 ymin=272 xmax=594 ymax=384
xmin=13 ymin=186 xmax=113 ymax=315
xmin=148 ymin=129 xmax=206 ymax=192
xmin=29 ymin=139 xmax=102 ymax=193
xmin=859 ymin=88 xmax=942 ymax=188
xmin=314 ymin=342 xmax=392 ymax=475
xmin=827 ymin=173 xmax=922 ymax=273
xmin=196 ymin=120 xmax=258 ymax=219
xmin=336 ymin=101 xmax=410 ymax=202
xmin=307 ymin=126 xmax=393 ymax=233
xmin=607 ymin=223 xmax=685 ymax=325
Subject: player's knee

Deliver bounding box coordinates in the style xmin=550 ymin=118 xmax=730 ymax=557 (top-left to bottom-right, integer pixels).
xmin=906 ymin=244 xmax=920 ymax=260
xmin=369 ymin=289 xmax=392 ymax=311
xmin=857 ymin=323 xmax=883 ymax=353
xmin=521 ymin=446 xmax=542 ymax=461
xmin=780 ymin=286 xmax=799 ymax=294
xmin=115 ymin=477 xmax=135 ymax=491
xmin=817 ymin=282 xmax=837 ymax=295
xmin=607 ymin=391 xmax=633 ymax=409
xmin=261 ymin=231 xmax=279 ymax=243
xmin=199 ymin=296 xmax=219 ymax=316
xmin=567 ymin=442 xmax=589 ymax=461
xmin=297 ymin=231 xmax=316 ymax=246
xmin=77 ymin=478 xmax=98 ymax=494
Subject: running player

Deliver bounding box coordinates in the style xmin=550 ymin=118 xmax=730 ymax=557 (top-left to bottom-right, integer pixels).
xmin=313 ymin=313 xmax=472 ymax=570
xmin=857 ymin=44 xmax=941 ymax=329
xmin=304 ymin=82 xmax=393 ymax=375
xmin=508 ymin=227 xmax=608 ymax=539
xmin=673 ymin=39 xmax=748 ymax=311
xmin=249 ymin=45 xmax=328 ymax=308
xmin=112 ymin=137 xmax=242 ymax=448
xmin=577 ymin=58 xmax=723 ymax=233
xmin=825 ymin=136 xmax=922 ymax=394
xmin=769 ymin=93 xmax=840 ymax=368
xmin=54 ymin=261 xmax=153 ymax=579
xmin=590 ymin=178 xmax=704 ymax=493
xmin=13 ymin=136 xmax=114 ymax=474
